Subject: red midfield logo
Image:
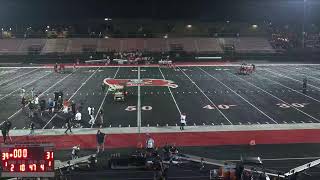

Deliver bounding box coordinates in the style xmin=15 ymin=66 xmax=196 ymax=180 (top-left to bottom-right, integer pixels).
xmin=104 ymin=78 xmax=178 ymax=88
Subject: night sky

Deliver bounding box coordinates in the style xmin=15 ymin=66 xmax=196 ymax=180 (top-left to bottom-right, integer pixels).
xmin=0 ymin=0 xmax=319 ymax=24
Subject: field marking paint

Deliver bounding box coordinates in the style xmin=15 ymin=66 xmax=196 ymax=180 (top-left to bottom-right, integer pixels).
xmin=91 ymin=67 xmax=120 ymax=128
xmin=199 ymin=67 xmax=278 ymax=124
xmin=7 ymin=68 xmax=80 ymax=121
xmin=0 ymin=72 xmax=52 ymax=102
xmin=230 ymin=71 xmax=320 ymax=123
xmin=159 ymin=67 xmax=182 ymax=115
xmin=137 ymin=67 xmax=141 ymax=134
xmin=0 ymin=68 xmax=39 ymax=86
xmin=43 ymin=67 xmax=100 ymax=129
xmin=264 ymin=68 xmax=320 ymax=92
xmin=178 ymin=67 xmax=233 ymax=125
xmin=275 ymin=66 xmax=320 ymax=83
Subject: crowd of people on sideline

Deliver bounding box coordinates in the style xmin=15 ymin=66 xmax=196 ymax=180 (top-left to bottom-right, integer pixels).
xmin=112 ymin=51 xmax=154 ymax=64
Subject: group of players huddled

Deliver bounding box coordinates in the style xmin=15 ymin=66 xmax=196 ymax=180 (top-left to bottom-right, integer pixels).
xmin=239 ymin=63 xmax=256 ymax=75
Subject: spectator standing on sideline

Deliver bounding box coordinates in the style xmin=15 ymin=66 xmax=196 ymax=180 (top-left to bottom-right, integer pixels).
xmin=28 ymin=100 xmax=35 ymax=118
xmin=88 ymin=106 xmax=95 ymax=125
xmin=21 ymin=96 xmax=27 ymax=108
xmin=65 ymin=116 xmax=72 ymax=134
xmin=75 ymin=110 xmax=82 ymax=127
xmin=21 ymin=87 xmax=26 ymax=98
xmin=1 ymin=123 xmax=7 ymax=143
xmin=48 ymin=98 xmax=55 ymax=113
xmin=31 ymin=88 xmax=35 ymax=98
xmin=29 ymin=122 xmax=35 ymax=135
xmin=146 ymin=134 xmax=155 ymax=150
xmin=97 ymin=109 xmax=104 ymax=127
xmin=39 ymin=99 xmax=46 ymax=116
xmin=34 ymin=95 xmax=39 ymax=108
xmin=71 ymin=145 xmax=80 ymax=159
xmin=71 ymin=101 xmax=76 ymax=116
xmin=2 ymin=120 xmax=12 ymax=143
xmin=180 ymin=113 xmax=186 ymax=130
xmin=96 ymin=130 xmax=106 ymax=153
xmin=303 ymin=77 xmax=308 ymax=93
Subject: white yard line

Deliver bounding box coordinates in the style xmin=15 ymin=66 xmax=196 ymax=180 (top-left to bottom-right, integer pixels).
xmin=91 ymin=67 xmax=120 ymax=128
xmin=0 ymin=68 xmax=39 ymax=86
xmin=273 ymin=66 xmax=320 ymax=83
xmin=158 ymin=67 xmax=182 ymax=115
xmin=264 ymin=68 xmax=320 ymax=91
xmin=0 ymin=72 xmax=53 ymax=102
xmin=7 ymin=68 xmax=80 ymax=121
xmin=199 ymin=67 xmax=278 ymax=124
xmin=229 ymin=71 xmax=320 ymax=123
xmin=178 ymin=67 xmax=233 ymax=125
xmin=137 ymin=67 xmax=142 ymax=132
xmin=255 ymin=73 xmax=320 ymax=104
xmin=43 ymin=67 xmax=100 ymax=129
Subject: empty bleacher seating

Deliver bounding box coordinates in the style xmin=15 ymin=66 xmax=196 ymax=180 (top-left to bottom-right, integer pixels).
xmin=233 ymin=37 xmax=275 ymax=53
xmin=18 ymin=39 xmax=47 ymax=55
xmin=97 ymin=38 xmax=121 ymax=52
xmin=145 ymin=38 xmax=168 ymax=52
xmin=121 ymin=38 xmax=145 ymax=51
xmin=66 ymin=38 xmax=98 ymax=53
xmin=0 ymin=39 xmax=23 ymax=55
xmin=196 ymin=38 xmax=223 ymax=53
xmin=41 ymin=39 xmax=69 ymax=54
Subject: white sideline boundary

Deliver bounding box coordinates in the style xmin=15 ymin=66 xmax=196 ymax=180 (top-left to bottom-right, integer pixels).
xmin=1 ymin=63 xmax=320 ymax=69
xmin=6 ymin=123 xmax=320 ymax=136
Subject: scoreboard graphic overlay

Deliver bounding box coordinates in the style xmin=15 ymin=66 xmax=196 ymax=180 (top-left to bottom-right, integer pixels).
xmin=1 ymin=143 xmax=54 ymax=177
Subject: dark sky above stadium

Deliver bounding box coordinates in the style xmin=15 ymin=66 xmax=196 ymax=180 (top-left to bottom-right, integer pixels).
xmin=0 ymin=0 xmax=319 ymax=24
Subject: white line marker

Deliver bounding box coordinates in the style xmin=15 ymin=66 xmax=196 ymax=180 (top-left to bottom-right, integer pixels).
xmin=0 ymin=68 xmax=39 ymax=86
xmin=255 ymin=73 xmax=320 ymax=104
xmin=43 ymin=68 xmax=100 ymax=129
xmin=264 ymin=68 xmax=320 ymax=92
xmin=229 ymin=70 xmax=320 ymax=123
xmin=179 ymin=67 xmax=232 ymax=125
xmin=92 ymin=67 xmax=120 ymax=128
xmin=159 ymin=67 xmax=182 ymax=115
xmin=0 ymin=72 xmax=52 ymax=102
xmin=199 ymin=67 xmax=277 ymax=124
xmin=7 ymin=68 xmax=80 ymax=121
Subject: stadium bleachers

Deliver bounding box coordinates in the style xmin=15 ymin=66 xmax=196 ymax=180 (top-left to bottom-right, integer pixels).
xmin=167 ymin=38 xmax=196 ymax=52
xmin=0 ymin=39 xmax=23 ymax=54
xmin=0 ymin=37 xmax=275 ymax=54
xmin=234 ymin=37 xmax=275 ymax=53
xmin=145 ymin=38 xmax=168 ymax=52
xmin=97 ymin=38 xmax=121 ymax=52
xmin=41 ymin=39 xmax=69 ymax=54
xmin=196 ymin=38 xmax=223 ymax=53
xmin=121 ymin=38 xmax=145 ymax=51
xmin=65 ymin=38 xmax=98 ymax=53
xmin=18 ymin=39 xmax=47 ymax=55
